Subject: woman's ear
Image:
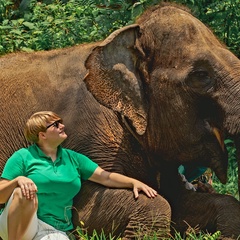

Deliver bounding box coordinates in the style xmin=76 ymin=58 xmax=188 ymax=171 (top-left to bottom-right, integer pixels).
xmin=38 ymin=132 xmax=46 ymax=140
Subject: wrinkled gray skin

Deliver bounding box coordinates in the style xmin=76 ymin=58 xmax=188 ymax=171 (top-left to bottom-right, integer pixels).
xmin=1 ymin=3 xmax=240 ymax=239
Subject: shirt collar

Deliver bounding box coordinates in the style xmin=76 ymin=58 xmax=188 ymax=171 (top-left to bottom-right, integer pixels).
xmin=33 ymin=144 xmax=63 ymax=161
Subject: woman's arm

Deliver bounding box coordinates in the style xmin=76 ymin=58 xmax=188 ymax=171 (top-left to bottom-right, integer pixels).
xmin=89 ymin=167 xmax=157 ymax=198
xmin=0 ymin=177 xmax=37 ymax=203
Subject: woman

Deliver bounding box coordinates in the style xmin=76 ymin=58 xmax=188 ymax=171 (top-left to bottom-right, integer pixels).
xmin=0 ymin=111 xmax=157 ymax=240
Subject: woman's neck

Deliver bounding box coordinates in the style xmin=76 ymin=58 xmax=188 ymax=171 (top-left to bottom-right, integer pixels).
xmin=37 ymin=143 xmax=58 ymax=162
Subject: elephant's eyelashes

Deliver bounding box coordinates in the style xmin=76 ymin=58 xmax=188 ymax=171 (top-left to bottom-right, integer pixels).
xmin=186 ymin=70 xmax=215 ymax=94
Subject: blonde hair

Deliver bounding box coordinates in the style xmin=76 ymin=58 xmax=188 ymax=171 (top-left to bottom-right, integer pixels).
xmin=24 ymin=111 xmax=62 ymax=143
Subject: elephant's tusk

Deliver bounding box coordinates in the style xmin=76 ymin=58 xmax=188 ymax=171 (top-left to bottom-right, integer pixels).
xmin=212 ymin=127 xmax=225 ymax=151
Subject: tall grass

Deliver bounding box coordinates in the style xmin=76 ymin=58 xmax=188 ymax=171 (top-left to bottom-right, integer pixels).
xmin=72 ymin=226 xmax=222 ymax=239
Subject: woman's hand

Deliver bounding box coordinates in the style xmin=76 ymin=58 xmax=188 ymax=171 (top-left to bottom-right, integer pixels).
xmin=132 ymin=179 xmax=158 ymax=199
xmin=16 ymin=176 xmax=38 ymax=200
xmin=0 ymin=177 xmax=37 ymax=203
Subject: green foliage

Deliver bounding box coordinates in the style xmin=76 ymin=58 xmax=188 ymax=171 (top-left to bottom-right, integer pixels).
xmin=129 ymin=0 xmax=161 ymax=19
xmin=0 ymin=0 xmax=136 ymax=54
xmin=0 ymin=0 xmax=13 ymax=22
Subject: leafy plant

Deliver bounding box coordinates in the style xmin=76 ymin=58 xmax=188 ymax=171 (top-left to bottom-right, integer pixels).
xmin=0 ymin=0 xmax=137 ymax=54
xmin=0 ymin=0 xmax=13 ymax=22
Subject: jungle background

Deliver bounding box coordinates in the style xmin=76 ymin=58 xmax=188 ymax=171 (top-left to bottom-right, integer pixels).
xmin=0 ymin=0 xmax=240 ymax=239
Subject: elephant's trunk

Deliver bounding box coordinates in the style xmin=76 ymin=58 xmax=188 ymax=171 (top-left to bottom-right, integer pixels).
xmin=213 ymin=60 xmax=240 ymax=196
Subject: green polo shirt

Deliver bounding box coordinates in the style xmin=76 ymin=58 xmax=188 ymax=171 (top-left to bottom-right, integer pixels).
xmin=1 ymin=144 xmax=98 ymax=231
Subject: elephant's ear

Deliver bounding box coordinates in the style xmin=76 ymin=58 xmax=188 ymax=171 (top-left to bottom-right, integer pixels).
xmin=84 ymin=24 xmax=148 ymax=135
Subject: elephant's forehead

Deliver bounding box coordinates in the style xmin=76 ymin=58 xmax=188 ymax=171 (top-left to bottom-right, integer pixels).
xmin=138 ymin=6 xmax=220 ymax=48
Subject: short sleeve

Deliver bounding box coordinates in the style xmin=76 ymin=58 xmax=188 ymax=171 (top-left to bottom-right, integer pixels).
xmin=68 ymin=150 xmax=98 ymax=180
xmin=1 ymin=150 xmax=25 ymax=180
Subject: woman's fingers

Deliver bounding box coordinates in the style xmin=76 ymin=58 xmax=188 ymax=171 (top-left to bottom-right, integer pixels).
xmin=21 ymin=183 xmax=37 ymax=199
xmin=141 ymin=186 xmax=158 ymax=198
xmin=17 ymin=177 xmax=37 ymax=200
xmin=133 ymin=188 xmax=139 ymax=199
xmin=133 ymin=182 xmax=158 ymax=199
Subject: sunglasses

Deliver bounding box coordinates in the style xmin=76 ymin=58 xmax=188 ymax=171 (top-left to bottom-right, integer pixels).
xmin=46 ymin=119 xmax=63 ymax=129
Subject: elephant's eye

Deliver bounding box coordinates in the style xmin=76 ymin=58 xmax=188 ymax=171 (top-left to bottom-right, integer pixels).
xmin=185 ymin=70 xmax=215 ymax=94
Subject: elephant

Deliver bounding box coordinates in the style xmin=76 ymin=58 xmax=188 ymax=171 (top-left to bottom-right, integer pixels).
xmin=1 ymin=2 xmax=240 ymax=239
